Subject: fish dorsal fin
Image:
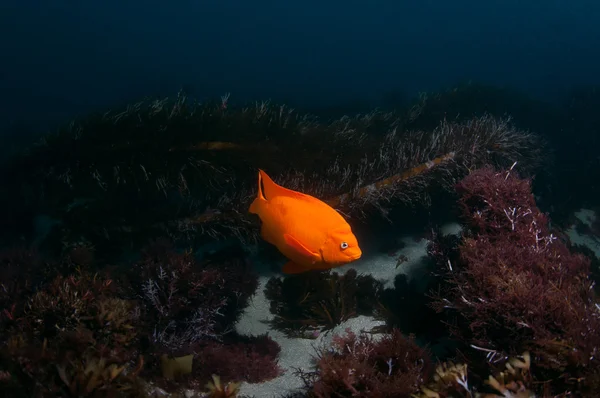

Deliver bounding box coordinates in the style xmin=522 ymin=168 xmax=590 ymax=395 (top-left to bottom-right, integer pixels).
xmin=259 ymin=169 xmax=322 ymax=204
xmin=284 ymin=233 xmax=320 ymax=262
xmin=256 ymin=169 xmax=267 ymax=201
xmin=248 ymin=170 xmax=267 ymax=216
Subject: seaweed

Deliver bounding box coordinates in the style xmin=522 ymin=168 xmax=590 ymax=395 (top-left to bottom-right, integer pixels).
xmin=429 ymin=166 xmax=600 ymax=396
xmin=0 ymin=237 xmax=279 ymax=397
xmin=0 ymin=92 xmax=543 ymax=256
xmin=299 ymin=328 xmax=431 ymax=398
xmin=193 ymin=334 xmax=283 ymax=386
xmin=129 ymin=239 xmax=258 ymax=354
xmin=414 ymin=351 xmax=535 ymax=398
xmin=0 ymin=268 xmax=144 ymax=397
xmin=204 ymin=374 xmax=241 ymax=398
xmin=264 ymin=269 xmax=383 ymax=337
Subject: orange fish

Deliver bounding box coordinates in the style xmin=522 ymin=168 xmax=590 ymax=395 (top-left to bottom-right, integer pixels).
xmin=249 ymin=169 xmax=362 ymax=274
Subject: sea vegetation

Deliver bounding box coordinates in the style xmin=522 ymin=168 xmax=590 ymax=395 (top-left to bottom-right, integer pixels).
xmin=0 ymin=89 xmax=543 ymax=260
xmin=299 ymin=328 xmax=431 ymax=397
xmin=0 ymin=84 xmax=598 ymax=397
xmin=264 ymin=269 xmax=383 ymax=337
xmin=426 ymin=166 xmax=600 ymax=396
xmin=0 ymin=239 xmax=281 ymax=397
xmin=291 ymin=166 xmax=598 ymax=397
xmin=298 ymin=327 xmax=536 ymax=398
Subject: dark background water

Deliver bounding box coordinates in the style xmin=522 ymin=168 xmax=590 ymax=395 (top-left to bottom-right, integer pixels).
xmin=2 ymin=0 xmax=599 ymax=133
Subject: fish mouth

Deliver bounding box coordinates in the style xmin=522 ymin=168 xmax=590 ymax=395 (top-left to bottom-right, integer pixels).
xmin=349 ymin=252 xmax=362 ymax=261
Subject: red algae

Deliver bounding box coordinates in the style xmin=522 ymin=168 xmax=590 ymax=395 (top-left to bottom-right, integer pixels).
xmin=430 ymin=166 xmax=600 ymax=395
xmin=304 ymin=328 xmax=430 ymax=398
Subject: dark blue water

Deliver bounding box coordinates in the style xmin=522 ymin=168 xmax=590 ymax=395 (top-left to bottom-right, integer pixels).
xmin=2 ymin=1 xmax=599 ymax=132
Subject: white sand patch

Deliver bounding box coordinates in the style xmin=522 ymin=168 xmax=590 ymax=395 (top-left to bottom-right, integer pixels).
xmin=574 ymin=208 xmax=597 ymax=228
xmin=235 ymin=268 xmax=386 ymax=397
xmin=439 ymin=222 xmax=463 ymax=237
xmin=566 ymin=208 xmax=600 ymax=259
xmin=341 ymin=235 xmax=430 ymax=289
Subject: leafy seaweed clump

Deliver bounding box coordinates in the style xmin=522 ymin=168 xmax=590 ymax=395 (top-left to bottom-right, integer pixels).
xmin=264 ymin=269 xmax=383 ymax=337
xmin=300 ymin=328 xmax=431 ymax=397
xmin=0 ymin=261 xmax=143 ymax=396
xmin=429 ymin=166 xmax=600 ymax=396
xmin=0 ymin=238 xmax=280 ymax=397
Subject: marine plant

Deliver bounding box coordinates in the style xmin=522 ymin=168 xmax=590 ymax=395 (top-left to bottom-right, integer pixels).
xmin=0 ymin=235 xmax=284 ymax=396
xmin=131 ymin=239 xmax=226 ymax=352
xmin=264 ymin=268 xmax=383 ymax=337
xmin=402 ymin=81 xmax=559 ymax=135
xmin=571 ymin=242 xmax=600 ymax=293
xmin=192 ymin=333 xmax=283 ymax=386
xmin=0 ymin=248 xmax=42 ymax=334
xmin=204 ymin=374 xmax=241 ymax=398
xmin=414 ymin=351 xmax=535 ymax=397
xmin=378 ymin=271 xmax=450 ymax=357
xmin=300 ymin=327 xmax=540 ymax=398
xmin=299 ymin=328 xmax=431 ymax=397
xmin=0 ymin=91 xmax=543 ymax=257
xmin=0 ymin=264 xmax=144 ymax=397
xmin=429 ymin=166 xmax=600 ymax=396
xmin=121 ymin=238 xmax=285 ymax=390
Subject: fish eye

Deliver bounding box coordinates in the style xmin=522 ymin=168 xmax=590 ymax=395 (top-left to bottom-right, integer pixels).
xmin=340 ymin=242 xmax=349 ymax=250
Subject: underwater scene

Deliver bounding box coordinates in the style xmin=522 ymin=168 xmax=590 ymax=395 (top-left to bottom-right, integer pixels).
xmin=1 ymin=2 xmax=600 ymax=397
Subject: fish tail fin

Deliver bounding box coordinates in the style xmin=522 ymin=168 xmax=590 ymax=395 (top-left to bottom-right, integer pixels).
xmin=249 ymin=169 xmax=267 ymax=215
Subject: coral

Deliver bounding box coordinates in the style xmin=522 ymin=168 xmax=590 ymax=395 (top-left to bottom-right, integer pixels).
xmin=302 ymin=328 xmax=431 ymax=398
xmin=265 ymin=269 xmax=382 ymax=336
xmin=430 ymin=166 xmax=600 ymax=395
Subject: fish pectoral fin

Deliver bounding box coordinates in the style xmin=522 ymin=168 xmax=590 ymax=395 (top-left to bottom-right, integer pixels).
xmin=282 ymin=261 xmax=309 ymax=274
xmin=283 ymin=234 xmax=319 ymax=260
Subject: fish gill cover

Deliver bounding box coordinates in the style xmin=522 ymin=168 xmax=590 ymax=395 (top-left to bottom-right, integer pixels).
xmin=0 ymin=90 xmax=543 ymax=259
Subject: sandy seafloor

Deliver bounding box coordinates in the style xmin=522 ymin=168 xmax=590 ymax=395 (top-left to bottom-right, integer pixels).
xmin=230 ymin=209 xmax=600 ymax=398
xmin=234 ymin=221 xmax=460 ymax=398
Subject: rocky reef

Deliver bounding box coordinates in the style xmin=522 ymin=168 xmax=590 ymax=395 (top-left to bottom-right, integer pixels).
xmin=0 ymin=85 xmax=598 ymax=397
